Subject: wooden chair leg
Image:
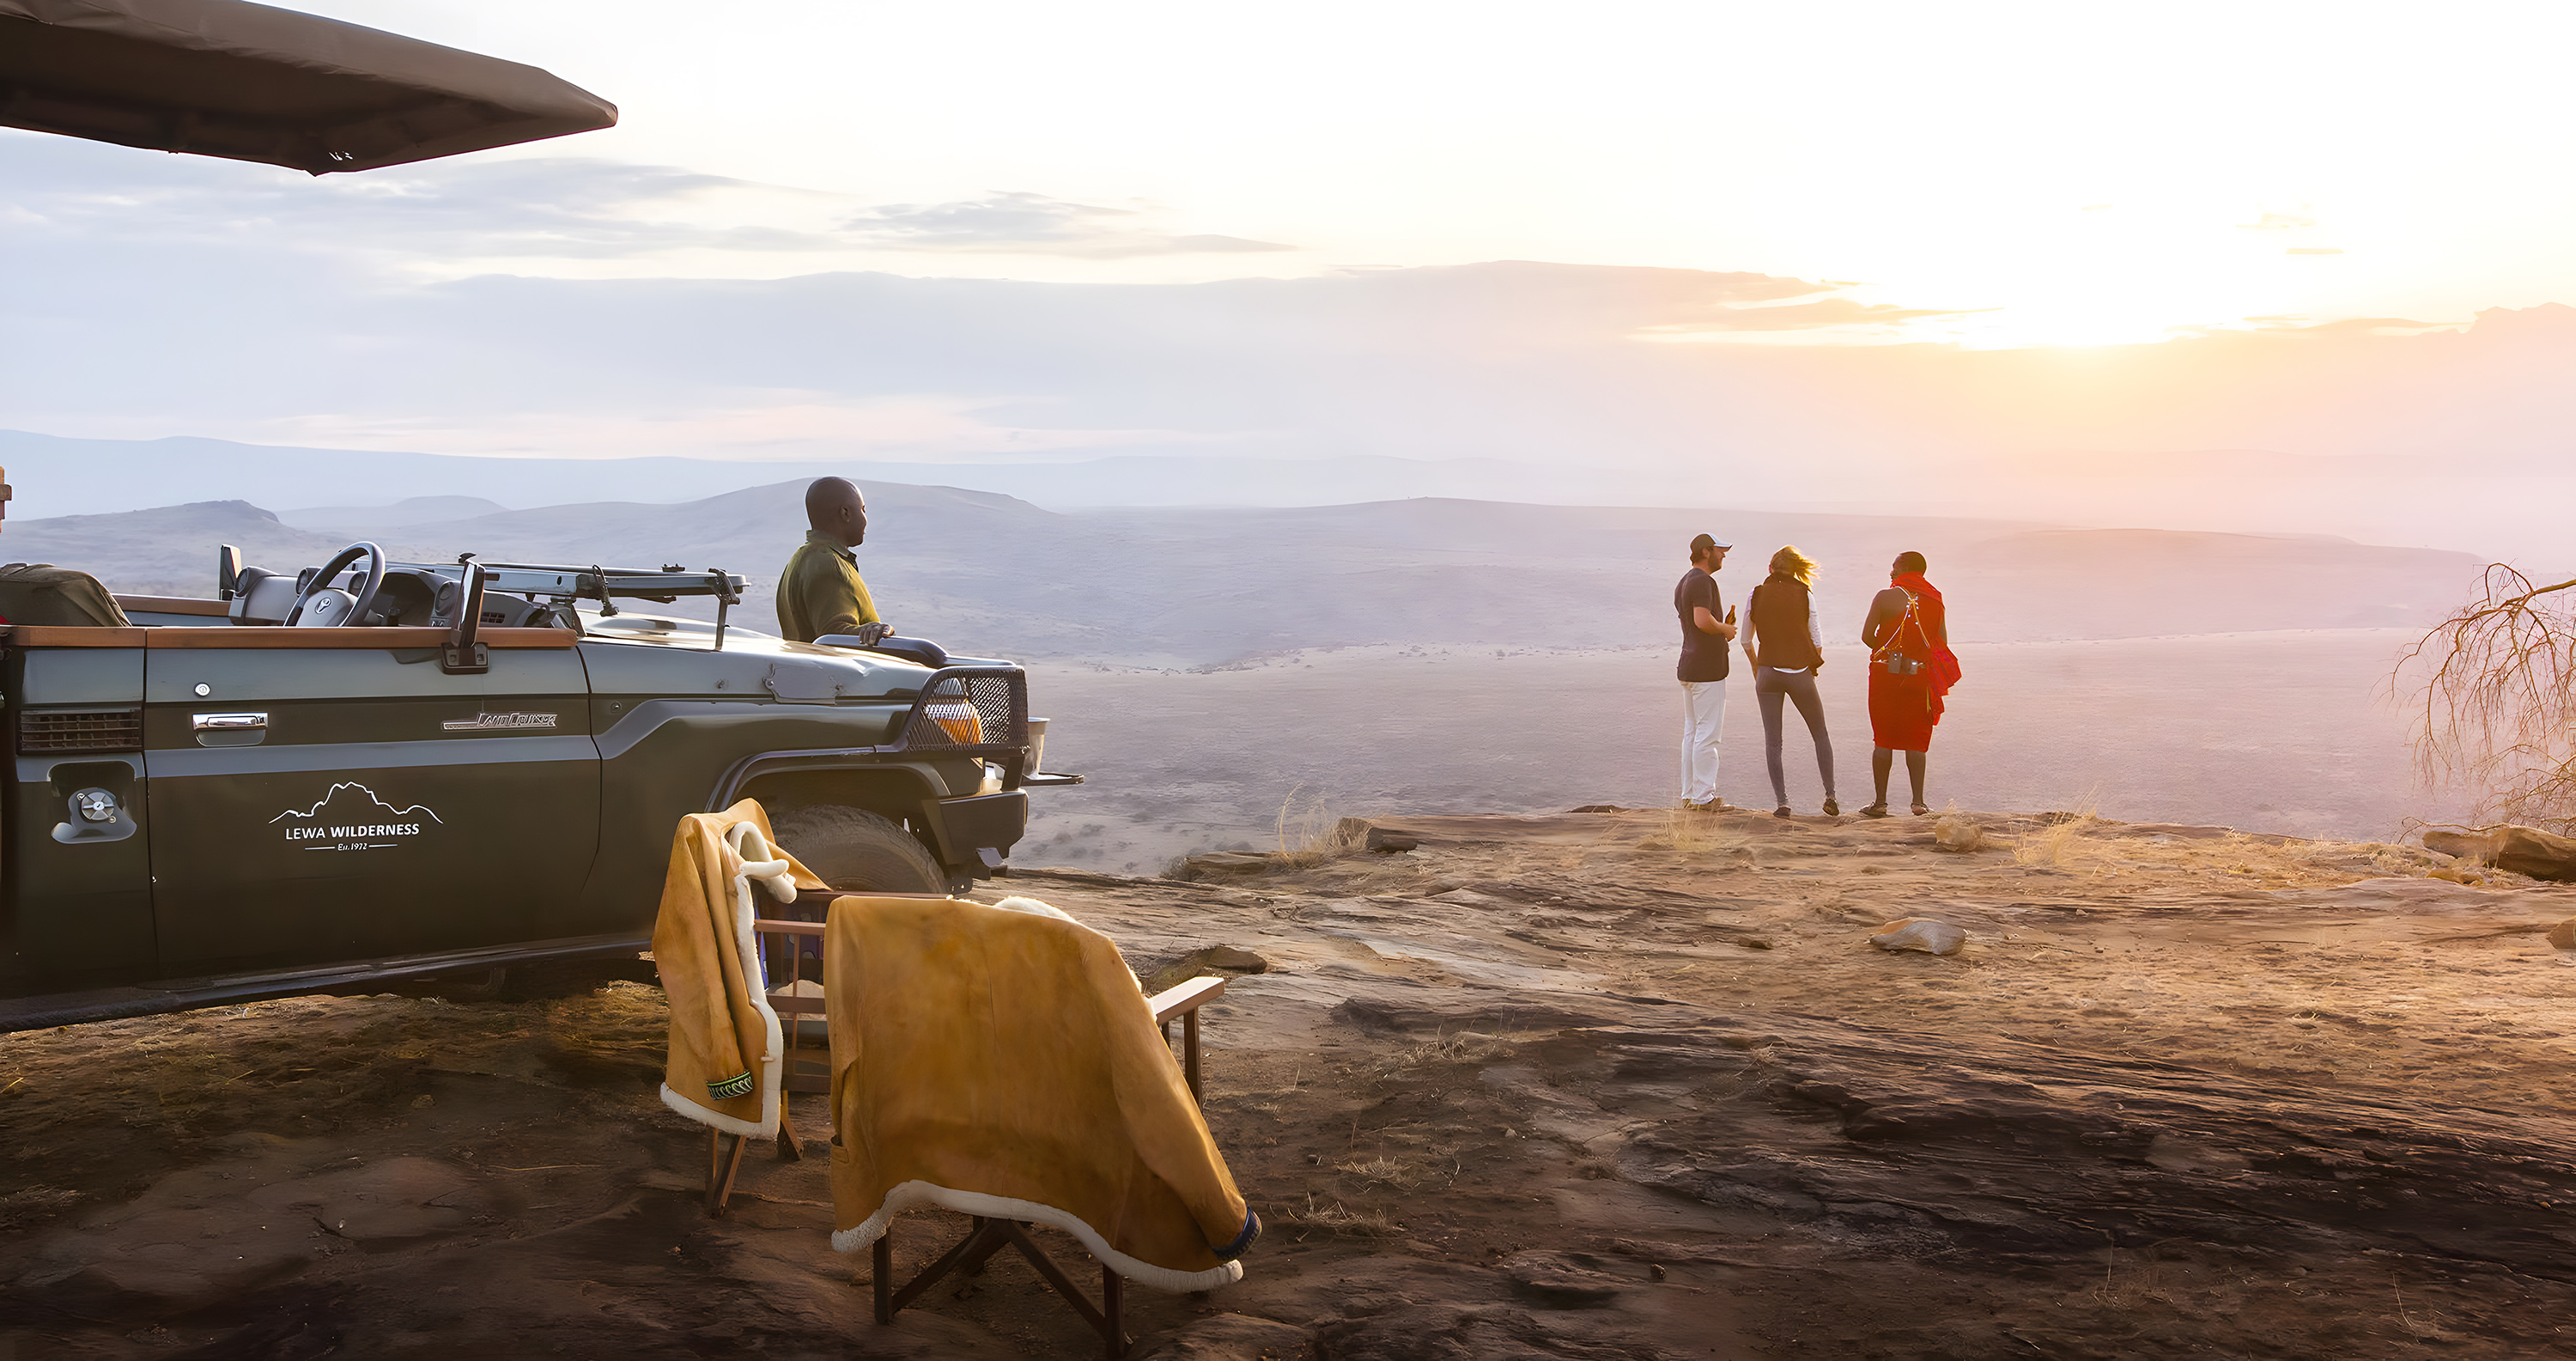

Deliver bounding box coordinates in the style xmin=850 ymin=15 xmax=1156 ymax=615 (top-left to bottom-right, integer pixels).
xmin=869 ymin=1214 xmax=1130 ymax=1355
xmin=1002 ymin=1222 xmax=1129 ymax=1355
xmin=888 ymin=1217 xmax=1010 ymax=1315
xmin=872 ymin=1234 xmax=893 ymax=1324
xmin=957 ymin=1218 xmax=1015 ymax=1278
xmin=1103 ymin=1263 xmax=1125 ymax=1359
xmin=775 ymin=1097 xmax=802 ymax=1162
xmin=1182 ymin=1010 xmax=1202 ymax=1104
xmin=706 ymin=1130 xmax=750 ymax=1217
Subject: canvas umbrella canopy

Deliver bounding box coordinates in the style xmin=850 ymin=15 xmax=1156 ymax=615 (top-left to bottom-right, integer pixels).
xmin=0 ymin=0 xmax=616 ymax=173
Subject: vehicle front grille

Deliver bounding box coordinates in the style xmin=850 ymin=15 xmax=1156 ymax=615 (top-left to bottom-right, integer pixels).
xmin=20 ymin=708 xmax=143 ymax=753
xmin=899 ymin=671 xmax=1025 ymax=753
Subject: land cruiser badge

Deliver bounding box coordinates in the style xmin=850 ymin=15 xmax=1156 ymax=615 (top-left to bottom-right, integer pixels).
xmin=270 ymin=782 xmax=443 ymax=852
xmin=443 ymin=712 xmax=558 ymax=732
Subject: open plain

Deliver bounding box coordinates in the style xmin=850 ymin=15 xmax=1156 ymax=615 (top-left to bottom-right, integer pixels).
xmin=7 ymin=807 xmax=2573 ymax=1359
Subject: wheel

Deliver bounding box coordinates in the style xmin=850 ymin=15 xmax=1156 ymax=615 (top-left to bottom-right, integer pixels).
xmin=769 ymin=805 xmax=947 ymax=895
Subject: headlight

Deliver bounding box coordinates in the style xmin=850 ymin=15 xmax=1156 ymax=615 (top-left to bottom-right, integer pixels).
xmin=926 ymin=700 xmax=983 ymax=744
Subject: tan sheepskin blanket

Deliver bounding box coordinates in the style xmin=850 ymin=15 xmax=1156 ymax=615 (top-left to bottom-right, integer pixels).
xmin=653 ymin=799 xmax=826 ymax=1139
xmin=822 ymin=894 xmax=1259 ymax=1291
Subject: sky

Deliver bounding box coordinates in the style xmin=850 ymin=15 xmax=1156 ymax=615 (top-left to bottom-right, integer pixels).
xmin=49 ymin=0 xmax=2576 ymax=343
xmin=5 ymin=1 xmax=2576 ymax=559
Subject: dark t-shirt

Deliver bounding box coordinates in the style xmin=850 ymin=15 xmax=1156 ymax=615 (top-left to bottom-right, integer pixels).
xmin=1674 ymin=568 xmax=1728 ymax=683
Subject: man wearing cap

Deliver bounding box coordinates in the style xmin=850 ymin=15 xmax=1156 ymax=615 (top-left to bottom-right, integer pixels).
xmin=1675 ymin=533 xmax=1737 ymax=811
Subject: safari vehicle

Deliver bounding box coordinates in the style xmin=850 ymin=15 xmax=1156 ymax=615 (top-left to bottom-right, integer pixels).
xmin=0 ymin=538 xmax=1077 ymax=1030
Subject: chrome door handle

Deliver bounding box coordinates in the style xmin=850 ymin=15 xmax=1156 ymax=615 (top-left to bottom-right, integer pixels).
xmin=192 ymin=712 xmax=268 ymax=731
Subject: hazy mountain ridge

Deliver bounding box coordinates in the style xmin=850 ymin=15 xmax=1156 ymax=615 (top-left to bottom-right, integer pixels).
xmin=9 ymin=480 xmax=2481 ymax=665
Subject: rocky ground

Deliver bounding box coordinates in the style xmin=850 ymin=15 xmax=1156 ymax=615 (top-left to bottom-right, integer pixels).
xmin=6 ymin=808 xmax=2576 ymax=1359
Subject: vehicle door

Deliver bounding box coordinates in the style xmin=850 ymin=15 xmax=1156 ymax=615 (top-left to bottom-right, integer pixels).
xmin=141 ymin=630 xmax=600 ymax=973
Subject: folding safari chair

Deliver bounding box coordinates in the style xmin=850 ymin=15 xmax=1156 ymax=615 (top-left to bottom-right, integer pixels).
xmin=866 ymin=970 xmax=1233 ymax=1358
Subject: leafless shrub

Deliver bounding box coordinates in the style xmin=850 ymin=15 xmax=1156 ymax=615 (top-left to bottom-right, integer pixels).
xmin=2403 ymin=563 xmax=2576 ymax=832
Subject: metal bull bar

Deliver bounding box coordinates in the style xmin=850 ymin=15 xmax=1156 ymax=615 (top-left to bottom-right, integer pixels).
xmin=706 ymin=665 xmax=1036 ymax=808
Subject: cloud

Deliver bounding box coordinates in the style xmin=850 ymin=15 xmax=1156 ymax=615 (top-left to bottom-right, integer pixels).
xmin=0 ymin=137 xmax=1290 ymax=270
xmin=841 ymin=191 xmax=1292 ymax=258
xmin=2240 ymin=212 xmax=2318 ymax=230
xmin=1637 ymin=294 xmax=1987 ymax=341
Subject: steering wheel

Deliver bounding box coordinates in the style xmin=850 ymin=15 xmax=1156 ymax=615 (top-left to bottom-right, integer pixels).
xmin=285 ymin=541 xmax=388 ymax=627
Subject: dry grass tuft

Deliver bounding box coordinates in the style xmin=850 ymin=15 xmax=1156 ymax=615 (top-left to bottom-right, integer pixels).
xmin=1641 ymin=808 xmax=1747 ymax=856
xmin=1368 ymin=1030 xmax=1506 ymax=1078
xmin=2015 ymin=796 xmax=2106 ymax=869
xmin=1273 ymin=785 xmax=1363 ymax=868
xmin=1334 ymin=1156 xmax=1428 ymax=1190
xmin=1285 ymin=1192 xmax=1401 ymax=1237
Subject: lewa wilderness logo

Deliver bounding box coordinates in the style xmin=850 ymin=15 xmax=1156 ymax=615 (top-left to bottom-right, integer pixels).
xmin=442 ymin=711 xmax=559 ymax=732
xmin=268 ymin=782 xmax=444 ymax=852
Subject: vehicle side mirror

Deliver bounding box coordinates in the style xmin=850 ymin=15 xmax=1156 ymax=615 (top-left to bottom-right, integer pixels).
xmin=216 ymin=544 xmax=243 ymax=600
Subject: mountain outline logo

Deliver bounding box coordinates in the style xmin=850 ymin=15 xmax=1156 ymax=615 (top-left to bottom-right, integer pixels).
xmin=270 ymin=781 xmax=443 ymax=850
xmin=270 ymin=781 xmax=444 ymax=824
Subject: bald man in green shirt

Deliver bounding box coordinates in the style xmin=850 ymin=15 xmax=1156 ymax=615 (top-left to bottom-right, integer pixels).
xmin=777 ymin=477 xmax=891 ymax=645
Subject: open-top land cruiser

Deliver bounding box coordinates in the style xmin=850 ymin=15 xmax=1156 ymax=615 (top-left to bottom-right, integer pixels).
xmin=0 ymin=538 xmax=1074 ymax=1030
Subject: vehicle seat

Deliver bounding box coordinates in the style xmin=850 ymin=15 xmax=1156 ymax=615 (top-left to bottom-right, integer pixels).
xmin=0 ymin=563 xmax=131 ymax=627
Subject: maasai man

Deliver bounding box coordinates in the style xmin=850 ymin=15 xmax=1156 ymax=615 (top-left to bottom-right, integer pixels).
xmin=1858 ymin=551 xmax=1962 ymax=817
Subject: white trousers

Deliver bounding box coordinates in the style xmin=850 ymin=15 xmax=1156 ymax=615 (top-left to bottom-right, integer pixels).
xmin=1680 ymin=679 xmax=1728 ymax=804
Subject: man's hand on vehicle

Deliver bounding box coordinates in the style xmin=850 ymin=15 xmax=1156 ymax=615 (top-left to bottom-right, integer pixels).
xmin=856 ymin=622 xmax=893 ymax=646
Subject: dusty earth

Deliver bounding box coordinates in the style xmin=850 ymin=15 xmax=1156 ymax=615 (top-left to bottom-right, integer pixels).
xmin=6 ymin=808 xmax=2576 ymax=1359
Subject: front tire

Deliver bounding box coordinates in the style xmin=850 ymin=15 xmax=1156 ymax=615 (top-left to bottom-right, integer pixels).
xmin=769 ymin=805 xmax=947 ymax=895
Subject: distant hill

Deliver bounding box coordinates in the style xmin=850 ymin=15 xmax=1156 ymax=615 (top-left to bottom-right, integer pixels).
xmin=0 ymin=429 xmax=1637 ymax=519
xmin=280 ymin=496 xmax=509 ymax=532
xmin=4 ymin=483 xmax=2484 ymax=664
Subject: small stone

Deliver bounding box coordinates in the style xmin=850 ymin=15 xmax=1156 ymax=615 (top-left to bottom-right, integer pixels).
xmin=1870 ymin=918 xmax=1966 ymax=956
xmin=2549 ymin=918 xmax=2576 ymax=951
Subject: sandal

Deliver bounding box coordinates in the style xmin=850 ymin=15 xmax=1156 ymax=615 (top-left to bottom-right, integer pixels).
xmin=1773 ymin=805 xmax=1791 ymax=818
xmin=1911 ymin=803 xmax=1932 ymax=817
xmin=1860 ymin=803 xmax=1890 ymax=818
xmin=1823 ymin=798 xmax=1841 ymax=817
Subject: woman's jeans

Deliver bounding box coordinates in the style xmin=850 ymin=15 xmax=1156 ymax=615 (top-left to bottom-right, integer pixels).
xmin=1754 ymin=666 xmax=1835 ymax=805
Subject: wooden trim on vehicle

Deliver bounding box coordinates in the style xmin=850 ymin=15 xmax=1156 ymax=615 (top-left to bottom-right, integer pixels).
xmin=112 ymin=595 xmax=230 ymax=617
xmin=5 ymin=626 xmax=149 ymax=647
xmin=142 ymin=626 xmax=580 ymax=650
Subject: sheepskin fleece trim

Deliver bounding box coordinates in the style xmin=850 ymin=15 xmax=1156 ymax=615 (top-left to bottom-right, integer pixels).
xmin=659 ymin=1082 xmax=771 ymax=1139
xmin=823 ymin=896 xmax=1254 ymax=1293
xmin=653 ymin=800 xmax=823 ymax=1139
xmin=989 ymin=894 xmax=1079 ymax=922
xmin=830 ymin=1180 xmax=1244 ymax=1292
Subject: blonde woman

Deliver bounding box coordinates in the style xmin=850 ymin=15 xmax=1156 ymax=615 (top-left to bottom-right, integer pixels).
xmin=1741 ymin=545 xmax=1838 ymax=817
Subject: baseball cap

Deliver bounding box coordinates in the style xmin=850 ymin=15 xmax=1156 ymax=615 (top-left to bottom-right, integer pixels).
xmin=1690 ymin=532 xmax=1733 ymax=551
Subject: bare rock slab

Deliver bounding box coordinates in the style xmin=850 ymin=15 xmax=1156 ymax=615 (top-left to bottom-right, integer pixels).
xmin=1871 ymin=918 xmax=1966 ymax=955
xmin=2424 ymin=824 xmax=2576 ymax=882
xmin=1183 ymin=851 xmax=1279 ymax=878
xmin=1139 ymin=1312 xmax=1310 ymax=1359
